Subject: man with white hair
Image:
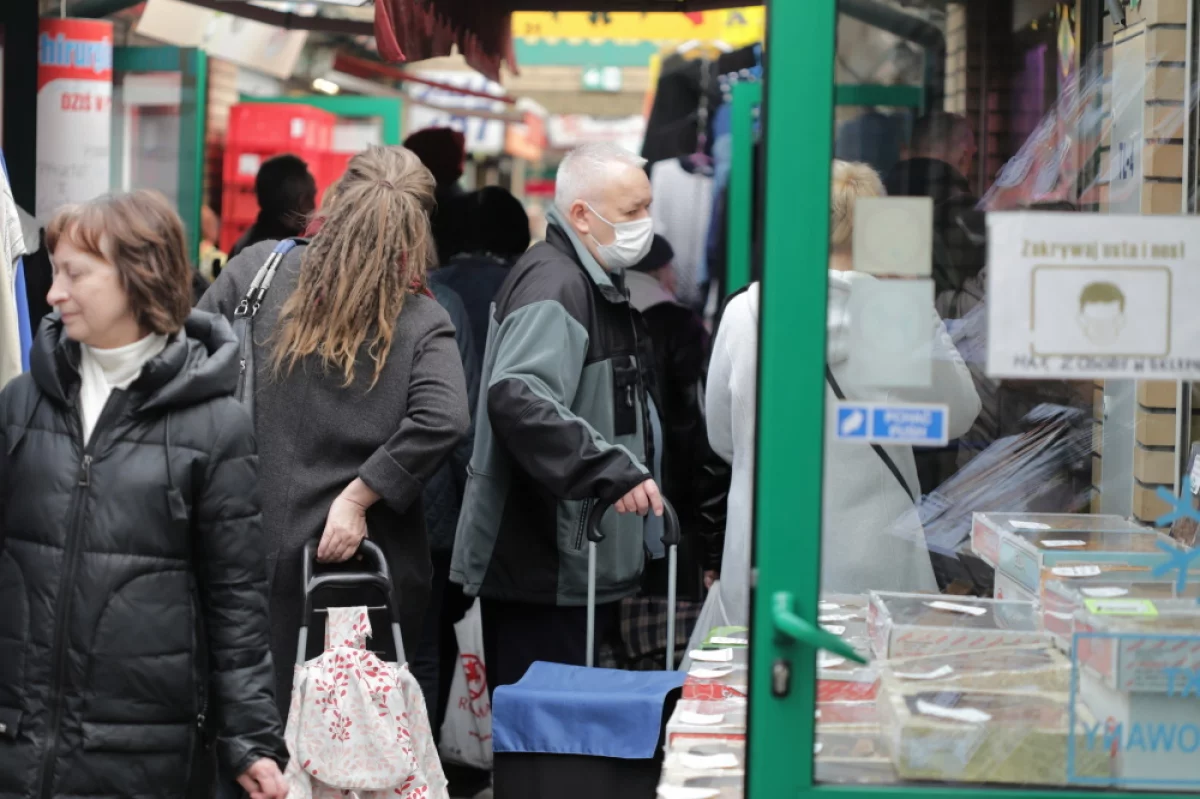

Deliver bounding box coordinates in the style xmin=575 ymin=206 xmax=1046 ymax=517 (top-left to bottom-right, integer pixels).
xmin=452 ymin=143 xmax=663 ymax=690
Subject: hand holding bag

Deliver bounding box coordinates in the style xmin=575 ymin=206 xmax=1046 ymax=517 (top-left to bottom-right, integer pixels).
xmin=232 ymin=239 xmax=303 ymax=412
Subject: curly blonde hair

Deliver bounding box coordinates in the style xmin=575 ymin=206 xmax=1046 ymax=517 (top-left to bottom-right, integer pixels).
xmin=830 ymin=160 xmax=885 ymax=253
xmin=271 ymin=145 xmax=436 ymax=388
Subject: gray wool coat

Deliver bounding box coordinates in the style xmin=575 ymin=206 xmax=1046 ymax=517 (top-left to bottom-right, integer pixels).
xmin=199 ymin=240 xmax=470 ymax=716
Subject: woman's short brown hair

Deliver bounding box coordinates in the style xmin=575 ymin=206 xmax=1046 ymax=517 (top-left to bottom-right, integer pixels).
xmin=46 ymin=190 xmax=193 ymax=336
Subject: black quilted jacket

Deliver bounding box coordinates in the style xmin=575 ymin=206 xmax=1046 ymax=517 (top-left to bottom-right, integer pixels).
xmin=0 ymin=311 xmax=287 ymax=799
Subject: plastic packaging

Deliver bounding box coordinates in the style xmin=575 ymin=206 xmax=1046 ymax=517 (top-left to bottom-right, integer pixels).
xmin=879 ymin=646 xmax=1072 ymax=693
xmin=666 ymin=699 xmax=748 ymax=745
xmin=878 ymin=685 xmax=1110 ymax=784
xmin=1043 ymin=576 xmax=1200 ymax=652
xmin=970 ymin=512 xmax=1149 ymax=569
xmin=868 ymin=592 xmax=1047 ymax=659
xmin=1073 ymin=599 xmax=1200 ymax=692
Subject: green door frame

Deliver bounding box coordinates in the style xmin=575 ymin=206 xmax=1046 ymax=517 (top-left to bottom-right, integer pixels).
xmin=749 ymin=1 xmax=1187 ymax=797
xmin=725 ymin=81 xmax=761 ymax=295
xmin=725 ymin=81 xmax=920 ymax=296
xmin=112 ymin=46 xmax=208 ymax=265
xmin=243 ymin=95 xmax=404 ymax=146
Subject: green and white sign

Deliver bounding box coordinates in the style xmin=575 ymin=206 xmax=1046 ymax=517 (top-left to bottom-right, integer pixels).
xmin=582 ymin=65 xmax=622 ymax=92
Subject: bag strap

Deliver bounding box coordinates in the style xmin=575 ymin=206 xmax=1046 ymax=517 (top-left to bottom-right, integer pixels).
xmin=233 ymin=238 xmax=305 ymax=320
xmin=824 ymin=366 xmax=916 ymax=503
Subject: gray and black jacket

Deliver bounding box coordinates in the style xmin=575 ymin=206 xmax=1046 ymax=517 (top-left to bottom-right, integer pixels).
xmin=451 ymin=212 xmax=655 ymax=606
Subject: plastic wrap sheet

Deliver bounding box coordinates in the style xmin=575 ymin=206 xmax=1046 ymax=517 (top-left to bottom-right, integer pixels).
xmin=981 ymin=49 xmax=1200 ymax=212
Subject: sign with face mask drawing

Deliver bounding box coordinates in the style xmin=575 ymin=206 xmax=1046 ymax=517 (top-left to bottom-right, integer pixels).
xmin=987 ymin=212 xmax=1200 ymax=380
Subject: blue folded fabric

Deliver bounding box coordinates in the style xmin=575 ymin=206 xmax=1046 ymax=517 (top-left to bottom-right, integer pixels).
xmin=493 ymin=661 xmax=685 ymax=760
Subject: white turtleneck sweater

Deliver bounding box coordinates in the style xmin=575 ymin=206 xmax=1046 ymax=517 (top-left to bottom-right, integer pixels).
xmin=79 ymin=333 xmax=169 ymax=444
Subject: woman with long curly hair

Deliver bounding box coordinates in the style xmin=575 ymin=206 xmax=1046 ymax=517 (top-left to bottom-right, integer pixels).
xmin=200 ymin=145 xmax=470 ymax=719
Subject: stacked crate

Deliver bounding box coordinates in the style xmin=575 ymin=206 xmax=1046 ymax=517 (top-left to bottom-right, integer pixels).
xmin=220 ymin=103 xmax=337 ymax=253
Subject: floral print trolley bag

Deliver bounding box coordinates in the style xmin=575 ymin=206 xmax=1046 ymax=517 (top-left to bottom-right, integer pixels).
xmin=284 ymin=540 xmax=447 ymax=799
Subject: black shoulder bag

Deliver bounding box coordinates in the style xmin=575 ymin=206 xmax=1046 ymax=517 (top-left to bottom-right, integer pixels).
xmin=824 ymin=366 xmax=916 ymax=503
xmin=231 ymin=239 xmax=303 ymax=413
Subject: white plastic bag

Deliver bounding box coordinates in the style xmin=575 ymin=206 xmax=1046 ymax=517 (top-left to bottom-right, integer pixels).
xmin=437 ymin=599 xmax=492 ymax=770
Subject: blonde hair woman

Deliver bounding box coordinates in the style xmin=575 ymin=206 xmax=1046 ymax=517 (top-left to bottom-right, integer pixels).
xmin=690 ymin=162 xmax=979 ymax=657
xmin=200 ymin=146 xmax=470 ymax=718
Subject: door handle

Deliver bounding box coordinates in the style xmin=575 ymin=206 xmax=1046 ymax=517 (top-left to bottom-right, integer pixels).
xmin=772 ymin=591 xmax=867 ymax=664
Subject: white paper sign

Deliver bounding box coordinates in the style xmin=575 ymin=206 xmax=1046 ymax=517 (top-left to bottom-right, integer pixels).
xmin=680 ymin=752 xmax=740 ymax=770
xmin=926 ymin=600 xmax=989 ymax=617
xmin=987 ymin=212 xmax=1200 ymax=379
xmin=853 ymin=196 xmax=934 ymax=277
xmin=689 ymin=648 xmax=734 ymax=663
xmin=893 ymin=664 xmax=956 ymax=681
xmin=1082 ymin=586 xmax=1130 ymax=598
xmin=846 ymin=278 xmax=935 ymax=388
xmin=1040 ymin=539 xmax=1087 ymax=548
xmin=1052 ymin=565 xmax=1103 ymax=578
xmin=1010 ymin=520 xmax=1052 ymax=530
xmin=915 ymin=699 xmax=992 ymax=724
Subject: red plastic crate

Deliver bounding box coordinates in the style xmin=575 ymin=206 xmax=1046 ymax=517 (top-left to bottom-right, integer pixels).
xmin=223 ymin=146 xmax=329 ymax=188
xmin=228 ymin=103 xmax=335 ymax=152
xmin=221 ymin=185 xmax=259 ymax=227
xmin=315 ymin=151 xmax=354 ymax=205
xmin=220 ymin=218 xmax=251 ymax=256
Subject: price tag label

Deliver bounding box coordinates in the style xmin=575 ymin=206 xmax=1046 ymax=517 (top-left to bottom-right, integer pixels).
xmin=1083 ymin=598 xmax=1158 ymax=616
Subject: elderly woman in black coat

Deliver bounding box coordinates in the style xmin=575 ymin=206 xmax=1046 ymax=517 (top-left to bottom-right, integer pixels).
xmin=0 ymin=190 xmax=287 ymax=799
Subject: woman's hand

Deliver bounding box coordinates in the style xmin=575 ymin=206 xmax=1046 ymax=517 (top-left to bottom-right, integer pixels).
xmin=237 ymin=758 xmax=288 ymax=799
xmin=317 ymin=479 xmax=379 ymax=563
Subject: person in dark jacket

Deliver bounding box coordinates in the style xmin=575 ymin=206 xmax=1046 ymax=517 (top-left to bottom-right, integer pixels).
xmin=431 ymin=185 xmax=531 ymax=355
xmin=404 ymin=127 xmax=468 ymax=264
xmin=0 ymin=190 xmax=288 ymax=799
xmin=412 ymin=280 xmax=480 ymax=733
xmin=199 ymin=145 xmax=471 ymax=719
xmin=884 ymin=112 xmax=985 ymax=496
xmin=452 ymin=143 xmax=664 ymax=693
xmin=627 ymin=235 xmax=729 ymax=599
xmin=883 ymin=112 xmax=984 ymax=299
xmin=229 ymin=154 xmax=317 ymax=258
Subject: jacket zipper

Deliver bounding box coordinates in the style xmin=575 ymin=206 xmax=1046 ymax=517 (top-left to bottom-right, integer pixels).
xmin=575 ymin=498 xmax=593 ymax=550
xmin=38 ymin=395 xmax=120 ymax=799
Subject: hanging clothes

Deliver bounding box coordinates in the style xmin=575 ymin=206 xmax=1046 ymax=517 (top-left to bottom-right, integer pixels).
xmin=650 ymin=158 xmax=712 ymax=310
xmin=0 ymin=151 xmax=27 ymax=388
xmin=374 ymin=0 xmax=516 ymax=83
xmin=21 ymin=230 xmax=52 ymax=333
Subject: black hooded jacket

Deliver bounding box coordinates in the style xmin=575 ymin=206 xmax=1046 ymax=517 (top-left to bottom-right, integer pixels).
xmin=0 ymin=311 xmax=287 ymax=799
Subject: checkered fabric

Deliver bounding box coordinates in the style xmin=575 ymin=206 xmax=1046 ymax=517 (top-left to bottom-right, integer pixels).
xmin=598 ymin=597 xmax=702 ymax=671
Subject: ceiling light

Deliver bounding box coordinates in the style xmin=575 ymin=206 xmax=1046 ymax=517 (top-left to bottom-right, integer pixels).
xmin=312 ymin=77 xmax=341 ymax=95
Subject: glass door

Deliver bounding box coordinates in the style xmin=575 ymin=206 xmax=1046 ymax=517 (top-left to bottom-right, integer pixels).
xmin=111 ymin=46 xmax=207 ymax=262
xmin=748 ymin=0 xmax=1200 ymax=796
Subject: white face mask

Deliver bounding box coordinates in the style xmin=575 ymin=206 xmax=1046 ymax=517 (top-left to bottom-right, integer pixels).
xmin=585 ymin=203 xmax=653 ymax=269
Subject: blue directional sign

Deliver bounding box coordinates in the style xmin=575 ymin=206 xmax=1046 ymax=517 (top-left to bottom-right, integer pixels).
xmin=835 ymin=406 xmax=869 ymax=440
xmin=833 ymin=401 xmax=949 ymax=447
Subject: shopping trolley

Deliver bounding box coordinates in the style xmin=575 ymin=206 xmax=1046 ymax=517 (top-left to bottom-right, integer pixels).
xmin=297 ymin=538 xmax=406 ymax=666
xmin=492 ymin=497 xmax=687 ymax=799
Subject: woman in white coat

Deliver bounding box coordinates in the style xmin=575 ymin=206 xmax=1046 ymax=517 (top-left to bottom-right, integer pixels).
xmin=692 ymin=161 xmax=980 ymax=648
